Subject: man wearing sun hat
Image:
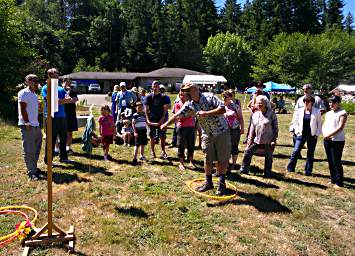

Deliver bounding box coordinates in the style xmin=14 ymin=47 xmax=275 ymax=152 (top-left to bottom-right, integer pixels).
xmin=116 ymin=81 xmax=137 ymax=120
xmin=161 ymin=83 xmax=230 ymax=196
xmin=18 ymin=74 xmax=44 ymax=180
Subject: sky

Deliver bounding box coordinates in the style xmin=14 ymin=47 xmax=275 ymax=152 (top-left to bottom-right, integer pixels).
xmin=215 ymin=0 xmax=355 ymax=23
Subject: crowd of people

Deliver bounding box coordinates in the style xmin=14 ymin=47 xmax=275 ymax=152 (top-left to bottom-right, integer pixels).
xmin=18 ymin=69 xmax=349 ymax=194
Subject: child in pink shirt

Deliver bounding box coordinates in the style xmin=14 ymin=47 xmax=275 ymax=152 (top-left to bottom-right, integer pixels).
xmin=98 ymin=105 xmax=116 ymax=160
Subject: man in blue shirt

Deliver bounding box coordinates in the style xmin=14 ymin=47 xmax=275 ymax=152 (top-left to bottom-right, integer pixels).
xmin=115 ymin=82 xmax=137 ymax=119
xmin=42 ymin=68 xmax=73 ymax=164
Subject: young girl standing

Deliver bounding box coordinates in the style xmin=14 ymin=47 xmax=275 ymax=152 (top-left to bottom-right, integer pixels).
xmin=98 ymin=105 xmax=116 ymax=160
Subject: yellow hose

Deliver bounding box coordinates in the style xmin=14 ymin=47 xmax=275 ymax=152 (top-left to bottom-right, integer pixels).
xmin=0 ymin=206 xmax=38 ymax=242
xmin=187 ymin=178 xmax=238 ymax=201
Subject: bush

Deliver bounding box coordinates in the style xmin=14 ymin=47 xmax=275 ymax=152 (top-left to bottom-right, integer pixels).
xmin=341 ymin=102 xmax=355 ymax=114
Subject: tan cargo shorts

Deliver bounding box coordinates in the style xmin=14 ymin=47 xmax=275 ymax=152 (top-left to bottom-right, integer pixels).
xmin=201 ymin=131 xmax=231 ymax=164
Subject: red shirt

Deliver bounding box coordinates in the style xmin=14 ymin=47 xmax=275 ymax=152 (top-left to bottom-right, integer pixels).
xmin=98 ymin=114 xmax=115 ymax=136
xmin=174 ymin=101 xmax=195 ymax=128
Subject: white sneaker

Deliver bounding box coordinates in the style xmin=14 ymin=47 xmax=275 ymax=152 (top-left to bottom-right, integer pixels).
xmin=160 ymin=152 xmax=168 ymax=159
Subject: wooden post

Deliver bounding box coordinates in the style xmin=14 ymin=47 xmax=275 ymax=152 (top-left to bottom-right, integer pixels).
xmin=47 ymin=78 xmax=53 ymax=236
xmin=24 ymin=78 xmax=75 ymax=255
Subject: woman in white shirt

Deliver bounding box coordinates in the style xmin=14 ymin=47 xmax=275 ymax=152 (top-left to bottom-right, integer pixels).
xmin=322 ymin=95 xmax=348 ymax=188
xmin=287 ymin=96 xmax=322 ymax=176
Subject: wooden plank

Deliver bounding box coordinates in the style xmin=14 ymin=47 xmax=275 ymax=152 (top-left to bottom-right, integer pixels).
xmin=68 ymin=225 xmax=74 ymax=234
xmin=24 ymin=234 xmax=75 ymax=246
xmin=31 ymin=223 xmax=48 ymax=239
xmin=22 ymin=246 xmax=30 ymax=256
xmin=68 ymin=225 xmax=75 ymax=253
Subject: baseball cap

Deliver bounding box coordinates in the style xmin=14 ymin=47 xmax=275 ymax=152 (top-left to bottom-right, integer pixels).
xmin=159 ymin=84 xmax=166 ymax=90
xmin=120 ymin=82 xmax=126 ymax=87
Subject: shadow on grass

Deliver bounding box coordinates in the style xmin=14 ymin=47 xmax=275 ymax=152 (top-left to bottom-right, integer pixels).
xmin=115 ymin=206 xmax=149 ymax=218
xmin=271 ymin=173 xmax=327 ymax=189
xmin=208 ymin=191 xmax=292 ymax=214
xmin=72 ymin=152 xmax=134 ymax=166
xmin=29 ymin=245 xmax=88 ymax=256
xmin=276 ymin=143 xmax=294 ymax=148
xmin=55 ymin=159 xmax=113 ymax=176
xmin=165 ymin=156 xmax=204 ymax=166
xmin=52 ymin=172 xmax=90 ymax=184
xmin=312 ymin=173 xmax=355 ymax=189
xmin=239 ymin=166 xmax=327 ymax=189
xmin=71 ymin=137 xmax=82 ymax=144
xmin=273 ymin=153 xmax=327 ymax=162
xmin=227 ymin=172 xmax=279 ymax=189
xmin=342 ymin=160 xmax=355 ymax=167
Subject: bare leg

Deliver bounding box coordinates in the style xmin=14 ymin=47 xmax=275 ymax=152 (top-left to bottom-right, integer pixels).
xmin=127 ymin=133 xmax=131 ymax=145
xmin=150 ymin=137 xmax=156 ymax=156
xmin=133 ymin=146 xmax=138 ymax=159
xmin=179 ymin=157 xmax=185 ymax=171
xmin=140 ymin=145 xmax=145 ymax=158
xmin=160 ymin=136 xmax=166 ymax=154
xmin=67 ymin=132 xmax=73 ymax=148
xmin=216 ymin=160 xmax=228 ymax=175
xmin=232 ymin=154 xmax=238 ymax=165
xmin=204 ymin=161 xmax=214 ymax=175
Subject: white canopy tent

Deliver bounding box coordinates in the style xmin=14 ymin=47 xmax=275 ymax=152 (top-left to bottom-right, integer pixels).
xmin=183 ymin=75 xmax=227 ymax=85
xmin=330 ymin=84 xmax=355 ymax=94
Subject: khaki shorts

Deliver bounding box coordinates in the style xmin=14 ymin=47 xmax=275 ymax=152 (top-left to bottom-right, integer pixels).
xmin=202 ymin=131 xmax=231 ymax=164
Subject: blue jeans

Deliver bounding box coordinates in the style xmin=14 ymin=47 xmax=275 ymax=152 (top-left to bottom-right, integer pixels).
xmin=323 ymin=140 xmax=345 ymax=186
xmin=241 ymin=143 xmax=273 ymax=174
xmin=287 ymin=135 xmax=317 ymax=174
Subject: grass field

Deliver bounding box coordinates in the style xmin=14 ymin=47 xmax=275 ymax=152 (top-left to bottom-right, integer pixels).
xmin=0 ymin=103 xmax=354 ymax=256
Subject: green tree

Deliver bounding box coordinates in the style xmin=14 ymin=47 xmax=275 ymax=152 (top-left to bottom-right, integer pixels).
xmin=252 ymin=33 xmax=318 ymax=87
xmin=0 ymin=0 xmax=43 ymax=119
xmin=289 ymin=0 xmax=321 ymax=34
xmin=220 ymin=0 xmax=242 ymax=33
xmin=252 ymin=30 xmax=355 ymax=89
xmin=325 ymin=0 xmax=344 ymax=29
xmin=203 ymin=32 xmax=253 ymax=87
xmin=344 ymin=12 xmax=354 ymax=35
xmin=308 ymin=29 xmax=355 ymax=88
xmin=122 ymin=0 xmax=158 ymax=71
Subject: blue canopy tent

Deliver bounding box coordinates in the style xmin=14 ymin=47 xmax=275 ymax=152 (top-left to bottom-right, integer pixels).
xmin=246 ymin=81 xmax=295 ymax=93
xmin=243 ymin=81 xmax=295 ymax=109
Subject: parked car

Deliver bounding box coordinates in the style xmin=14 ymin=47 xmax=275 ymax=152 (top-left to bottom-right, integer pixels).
xmin=88 ymin=83 xmax=101 ymax=93
xmin=71 ymin=81 xmax=77 ymax=90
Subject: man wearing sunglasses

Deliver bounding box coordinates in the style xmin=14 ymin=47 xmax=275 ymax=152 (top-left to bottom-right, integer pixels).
xmin=18 ymin=74 xmax=44 ymax=180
